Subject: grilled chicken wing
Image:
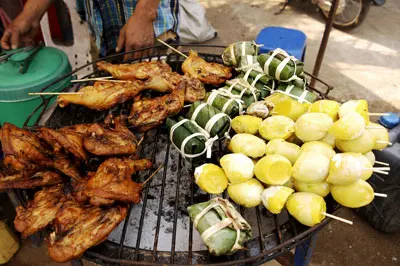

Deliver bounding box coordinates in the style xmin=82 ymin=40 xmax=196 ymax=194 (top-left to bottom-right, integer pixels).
xmin=97 ymin=60 xmax=171 ymax=80
xmin=84 ymin=158 xmax=152 ymax=204
xmin=58 ymin=80 xmax=145 ymax=111
xmin=14 ymin=185 xmax=66 ymax=237
xmin=182 ymin=76 xmax=206 ymax=103
xmin=53 ymin=156 xmax=84 ymax=181
xmin=0 ymin=170 xmax=64 ymax=190
xmin=128 ymin=80 xmax=185 ymax=132
xmin=144 ymin=71 xmax=182 ymax=92
xmin=70 ymin=181 xmax=115 ymax=206
xmin=61 ymin=124 xmax=92 ymax=134
xmin=182 ymin=50 xmax=232 ymax=85
xmin=48 ymin=200 xmax=127 ymax=263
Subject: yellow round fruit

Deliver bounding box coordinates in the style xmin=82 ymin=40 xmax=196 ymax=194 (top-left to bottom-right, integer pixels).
xmin=336 ymin=129 xmax=376 ymax=154
xmin=293 ymin=181 xmax=331 ymax=197
xmin=292 ymin=151 xmax=330 ymax=183
xmin=265 ymin=139 xmax=301 ymax=165
xmin=301 ymin=141 xmax=336 ymax=159
xmin=367 ymin=122 xmax=389 ymax=150
xmin=254 ymin=154 xmax=292 ymax=185
xmin=308 ymin=100 xmax=340 ymax=121
xmin=326 ymin=153 xmax=362 ymax=185
xmin=272 ymin=98 xmax=306 ymax=121
xmin=230 ymin=133 xmax=266 ymax=158
xmin=319 ymin=133 xmax=336 ymax=148
xmin=264 ymin=93 xmax=292 ymax=108
xmin=259 ymin=116 xmax=295 ymax=141
xmin=231 ymin=115 xmax=262 ymax=135
xmin=329 ymin=112 xmax=366 ymax=140
xmin=228 ymin=178 xmax=264 ymax=208
xmin=220 ymin=153 xmax=254 ymax=184
xmin=261 ymin=186 xmax=294 ymax=214
xmin=194 ymin=164 xmax=228 ymax=194
xmin=364 ymin=151 xmax=375 ymax=165
xmin=346 ymin=153 xmax=373 ymax=181
xmin=331 ymin=179 xmax=374 ymax=208
xmin=286 ymin=192 xmax=326 ymax=227
xmin=295 ymin=113 xmax=333 ymax=142
xmin=339 ymin=100 xmax=370 ymax=124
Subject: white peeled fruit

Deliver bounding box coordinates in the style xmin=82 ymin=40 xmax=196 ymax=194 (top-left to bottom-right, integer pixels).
xmin=286 ymin=192 xmax=326 ymax=227
xmin=326 ymin=153 xmax=362 ymax=185
xmin=308 ymin=100 xmax=341 ymax=121
xmin=367 ymin=122 xmax=390 ymax=150
xmin=261 ymin=186 xmax=294 ymax=214
xmin=336 ymin=129 xmax=376 ymax=154
xmin=254 ymin=154 xmax=292 ymax=185
xmin=293 ymin=181 xmax=331 ymax=197
xmin=329 ymin=112 xmax=366 ymax=141
xmin=301 ymin=141 xmax=336 ymax=159
xmin=295 ymin=113 xmax=333 ymax=142
xmin=220 ymin=153 xmax=254 ymax=184
xmin=228 ymin=178 xmax=264 ymax=208
xmin=265 ymin=139 xmax=301 ymax=165
xmin=229 ymin=133 xmax=266 ymax=158
xmin=292 ymin=151 xmax=330 ymax=183
xmin=364 ymin=151 xmax=375 ymax=165
xmin=194 ymin=164 xmax=228 ymax=194
xmin=347 ymin=153 xmax=373 ymax=181
xmin=231 ymin=115 xmax=262 ymax=135
xmin=339 ymin=100 xmax=369 ymax=124
xmin=259 ymin=115 xmax=295 ymax=141
xmin=272 ymin=98 xmax=306 ymax=121
xmin=331 ymin=179 xmax=374 ymax=208
xmin=319 ymin=133 xmax=336 ymax=148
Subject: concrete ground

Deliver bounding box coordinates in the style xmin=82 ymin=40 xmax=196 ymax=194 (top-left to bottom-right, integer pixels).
xmin=5 ymin=1 xmax=400 ymax=266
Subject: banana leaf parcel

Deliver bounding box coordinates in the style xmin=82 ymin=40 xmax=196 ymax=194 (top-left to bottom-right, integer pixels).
xmin=275 ymin=81 xmax=318 ymax=104
xmin=238 ymin=69 xmax=276 ymax=99
xmin=206 ymin=90 xmax=244 ymax=118
xmin=222 ymin=80 xmax=260 ymax=108
xmin=222 ymin=41 xmax=260 ymax=67
xmin=187 ymin=197 xmax=252 ymax=256
xmin=186 ymin=101 xmax=231 ymax=138
xmin=258 ymin=48 xmax=304 ymax=81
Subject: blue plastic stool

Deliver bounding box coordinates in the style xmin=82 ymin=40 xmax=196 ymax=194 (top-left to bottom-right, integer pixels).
xmin=256 ymin=26 xmax=307 ymax=61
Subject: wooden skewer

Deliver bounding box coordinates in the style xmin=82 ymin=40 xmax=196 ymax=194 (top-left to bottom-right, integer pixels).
xmin=157 ymin=39 xmax=188 ymax=58
xmin=366 ymin=126 xmax=384 ymax=129
xmin=371 ymin=170 xmax=389 ymax=175
xmin=363 ymin=167 xmax=390 ymax=171
xmin=137 ymin=136 xmax=144 ymax=146
xmin=376 ymin=140 xmax=392 ymax=145
xmin=322 ymin=212 xmax=353 ymax=225
xmin=368 ymin=113 xmax=390 ymax=116
xmin=70 ymin=76 xmax=113 ymax=83
xmin=142 ymin=164 xmax=164 ymax=186
xmin=374 ymin=193 xmax=387 ymax=198
xmin=28 ymin=92 xmax=83 ymax=95
xmin=375 ymin=161 xmax=390 ymax=166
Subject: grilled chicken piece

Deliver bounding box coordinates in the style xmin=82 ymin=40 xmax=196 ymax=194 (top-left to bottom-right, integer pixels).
xmin=97 ymin=60 xmax=171 ymax=80
xmin=0 ymin=170 xmax=64 ymax=190
xmin=84 ymin=118 xmax=137 ymax=156
xmin=48 ymin=200 xmax=127 ymax=263
xmin=61 ymin=124 xmax=92 ymax=135
xmin=53 ymin=156 xmax=84 ymax=181
xmin=1 ymin=123 xmax=53 ymax=169
xmin=144 ymin=71 xmax=182 ymax=92
xmin=70 ymin=181 xmax=115 ymax=206
xmin=84 ymin=158 xmax=152 ymax=204
xmin=58 ymin=80 xmax=145 ymax=111
xmin=3 ymin=155 xmax=38 ymax=171
xmin=128 ymin=80 xmax=185 ymax=132
xmin=182 ymin=76 xmax=206 ymax=103
xmin=182 ymin=50 xmax=232 ymax=85
xmin=14 ymin=185 xmax=66 ymax=237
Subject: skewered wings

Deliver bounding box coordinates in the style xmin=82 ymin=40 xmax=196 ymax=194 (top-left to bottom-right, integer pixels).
xmin=182 ymin=50 xmax=232 ymax=85
xmin=0 ymin=170 xmax=64 ymax=190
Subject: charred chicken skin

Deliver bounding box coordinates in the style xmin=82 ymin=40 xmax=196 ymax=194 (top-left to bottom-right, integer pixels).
xmin=0 ymin=170 xmax=64 ymax=190
xmin=182 ymin=50 xmax=232 ymax=85
xmin=97 ymin=60 xmax=171 ymax=80
xmin=53 ymin=156 xmax=84 ymax=181
xmin=14 ymin=185 xmax=67 ymax=237
xmin=182 ymin=76 xmax=206 ymax=103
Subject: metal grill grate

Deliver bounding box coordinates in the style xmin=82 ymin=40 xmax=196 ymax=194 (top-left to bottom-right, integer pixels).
xmin=24 ymin=45 xmax=338 ymax=265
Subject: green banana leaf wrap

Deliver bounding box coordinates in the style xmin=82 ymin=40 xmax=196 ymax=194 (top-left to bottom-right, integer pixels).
xmin=275 ymin=82 xmax=318 ymax=104
xmin=186 ymin=101 xmax=231 ymax=138
xmin=166 ymin=117 xmax=208 ymax=158
xmin=238 ymin=69 xmax=276 ymax=99
xmin=257 ymin=48 xmax=304 ymax=81
xmin=238 ymin=55 xmax=262 ymax=72
xmin=206 ymin=91 xmax=244 ymax=118
xmin=220 ymin=84 xmax=260 ymax=108
xmin=187 ymin=198 xmax=252 ymax=256
xmin=222 ymin=41 xmax=260 ymax=67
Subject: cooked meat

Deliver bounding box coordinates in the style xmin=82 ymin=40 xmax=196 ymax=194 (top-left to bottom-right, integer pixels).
xmin=14 ymin=185 xmax=66 ymax=237
xmin=39 ymin=128 xmax=87 ymax=161
xmin=182 ymin=50 xmax=232 ymax=85
xmin=182 ymin=76 xmax=206 ymax=103
xmin=3 ymin=155 xmax=38 ymax=171
xmin=61 ymin=124 xmax=92 ymax=135
xmin=70 ymin=181 xmax=89 ymax=204
xmin=89 ymin=196 xmax=116 ymax=206
xmin=128 ymin=80 xmax=185 ymax=132
xmin=97 ymin=60 xmax=171 ymax=80
xmin=48 ymin=200 xmax=127 ymax=263
xmin=57 ymin=80 xmax=145 ymax=111
xmin=1 ymin=123 xmax=53 ymax=168
xmin=84 ymin=158 xmax=152 ymax=204
xmin=84 ymin=118 xmax=137 ymax=156
xmin=144 ymin=71 xmax=182 ymax=92
xmin=0 ymin=170 xmax=64 ymax=190
xmin=53 ymin=156 xmax=84 ymax=181
xmin=38 ymin=128 xmax=63 ymax=153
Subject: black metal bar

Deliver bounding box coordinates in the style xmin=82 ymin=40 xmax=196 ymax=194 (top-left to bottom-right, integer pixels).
xmin=170 ymin=155 xmax=182 ymax=263
xmin=274 ymin=214 xmax=283 ymax=244
xmin=255 ymin=206 xmax=265 ymax=251
xmin=188 ymin=165 xmax=195 ymax=264
xmin=310 ymin=0 xmax=339 ymax=87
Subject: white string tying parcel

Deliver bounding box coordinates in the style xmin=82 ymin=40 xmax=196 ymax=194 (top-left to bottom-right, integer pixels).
xmin=229 ymin=45 xmax=236 ymax=66
xmin=207 ymin=90 xmax=244 ymax=115
xmin=226 ymin=79 xmax=258 ymax=102
xmin=263 ymin=48 xmax=298 ymax=82
xmin=241 ymin=41 xmax=246 ymax=56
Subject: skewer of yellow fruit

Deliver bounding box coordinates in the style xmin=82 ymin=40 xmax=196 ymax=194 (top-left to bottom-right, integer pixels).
xmin=295 ymin=112 xmax=333 ymax=142
xmin=261 ymin=186 xmax=294 ymax=214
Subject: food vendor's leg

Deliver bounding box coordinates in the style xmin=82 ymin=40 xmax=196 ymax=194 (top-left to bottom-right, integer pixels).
xmin=293 ymin=233 xmax=318 ymax=266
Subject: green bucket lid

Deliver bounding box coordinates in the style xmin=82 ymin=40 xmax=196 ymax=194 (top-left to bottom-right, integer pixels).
xmin=0 ymin=47 xmax=72 ymax=102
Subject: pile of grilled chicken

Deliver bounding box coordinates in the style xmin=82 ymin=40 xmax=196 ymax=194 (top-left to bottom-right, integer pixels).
xmin=57 ymin=50 xmax=232 ymax=132
xmin=0 ymin=119 xmax=153 ymax=262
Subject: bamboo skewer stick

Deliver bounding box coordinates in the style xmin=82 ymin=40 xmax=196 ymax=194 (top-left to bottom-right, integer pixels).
xmin=157 ymin=39 xmax=188 ymax=58
xmin=374 ymin=193 xmax=387 ymax=198
xmin=368 ymin=113 xmax=390 ymax=116
xmin=28 ymin=92 xmax=83 ymax=95
xmin=322 ymin=212 xmax=353 ymax=225
xmin=366 ymin=126 xmax=384 ymax=129
xmin=70 ymin=76 xmax=113 ymax=83
xmin=375 ymin=161 xmax=390 ymax=166
xmin=376 ymin=140 xmax=392 ymax=145
xmin=371 ymin=170 xmax=389 ymax=175
xmin=72 ymin=79 xmax=129 ymax=83
xmin=137 ymin=136 xmax=144 ymax=146
xmin=142 ymin=164 xmax=164 ymax=186
xmin=363 ymin=167 xmax=390 ymax=171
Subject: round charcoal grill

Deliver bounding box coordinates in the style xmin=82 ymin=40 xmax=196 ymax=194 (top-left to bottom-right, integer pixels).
xmin=23 ymin=45 xmax=338 ymax=266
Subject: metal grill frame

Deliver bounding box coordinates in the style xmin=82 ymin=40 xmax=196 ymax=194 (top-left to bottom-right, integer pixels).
xmin=22 ymin=44 xmax=339 ymax=266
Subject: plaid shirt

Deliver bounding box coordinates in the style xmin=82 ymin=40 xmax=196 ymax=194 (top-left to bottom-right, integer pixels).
xmin=77 ymin=0 xmax=179 ymax=56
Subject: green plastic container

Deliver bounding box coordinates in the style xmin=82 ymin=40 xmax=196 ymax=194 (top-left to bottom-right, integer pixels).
xmin=0 ymin=47 xmax=72 ymax=127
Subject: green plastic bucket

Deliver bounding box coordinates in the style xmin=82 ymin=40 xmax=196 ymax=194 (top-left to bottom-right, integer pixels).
xmin=0 ymin=47 xmax=72 ymax=127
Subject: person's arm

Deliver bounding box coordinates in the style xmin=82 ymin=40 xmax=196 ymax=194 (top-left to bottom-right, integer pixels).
xmin=116 ymin=0 xmax=160 ymax=59
xmin=1 ymin=0 xmax=53 ymax=50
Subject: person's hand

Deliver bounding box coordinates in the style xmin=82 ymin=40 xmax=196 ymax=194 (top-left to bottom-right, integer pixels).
xmin=116 ymin=13 xmax=155 ymax=61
